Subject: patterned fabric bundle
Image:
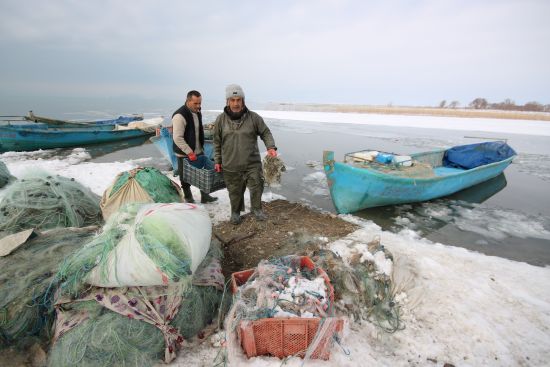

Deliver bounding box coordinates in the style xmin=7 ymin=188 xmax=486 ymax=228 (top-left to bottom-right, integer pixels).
xmin=48 ymin=243 xmax=225 ymax=366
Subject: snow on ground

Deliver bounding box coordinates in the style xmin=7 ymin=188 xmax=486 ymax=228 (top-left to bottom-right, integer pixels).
xmin=255 ymin=110 xmax=550 ymax=137
xmin=1 ymin=111 xmax=549 ymax=366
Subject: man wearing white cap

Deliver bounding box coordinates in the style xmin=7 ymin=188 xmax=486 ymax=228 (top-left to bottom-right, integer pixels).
xmin=213 ymin=84 xmax=277 ymax=224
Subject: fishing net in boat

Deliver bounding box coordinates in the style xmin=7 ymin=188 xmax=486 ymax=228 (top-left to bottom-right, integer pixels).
xmin=0 ymin=226 xmax=98 ymax=349
xmin=100 ymin=166 xmax=182 ymax=220
xmin=224 ymin=255 xmax=345 ymax=361
xmin=0 ymin=171 xmax=102 ymax=235
xmin=369 ymin=161 xmax=434 ymax=178
xmin=262 ymin=155 xmax=286 ymax=187
xmin=48 ymin=243 xmax=224 ymax=367
xmin=0 ymin=160 xmax=14 ymax=188
xmin=311 ymin=237 xmax=403 ymax=333
xmin=344 ymin=151 xmax=435 ymax=178
xmin=57 ymin=202 xmax=212 ymax=296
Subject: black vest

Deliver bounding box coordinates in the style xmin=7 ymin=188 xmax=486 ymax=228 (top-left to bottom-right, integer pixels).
xmin=172 ymin=104 xmax=204 ymax=155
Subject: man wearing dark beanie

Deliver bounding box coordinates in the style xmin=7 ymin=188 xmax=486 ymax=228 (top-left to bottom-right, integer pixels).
xmin=213 ymin=84 xmax=277 ymax=224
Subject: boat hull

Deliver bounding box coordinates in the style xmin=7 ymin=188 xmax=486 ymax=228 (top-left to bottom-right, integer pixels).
xmin=150 ymin=127 xmax=214 ymax=173
xmin=323 ymin=150 xmax=514 ymax=214
xmin=0 ymin=126 xmax=153 ymax=152
xmin=24 ymin=112 xmax=143 ymax=128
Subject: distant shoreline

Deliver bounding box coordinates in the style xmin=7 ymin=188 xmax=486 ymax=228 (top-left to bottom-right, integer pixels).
xmin=263 ymin=103 xmax=550 ymax=121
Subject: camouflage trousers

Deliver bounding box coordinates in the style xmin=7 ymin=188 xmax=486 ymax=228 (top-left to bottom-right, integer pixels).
xmin=223 ymin=167 xmax=264 ymax=213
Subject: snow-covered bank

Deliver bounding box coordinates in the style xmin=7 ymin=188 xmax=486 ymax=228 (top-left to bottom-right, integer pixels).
xmin=1 ymin=149 xmax=549 ymax=366
xmin=254 ymin=110 xmax=550 ymax=137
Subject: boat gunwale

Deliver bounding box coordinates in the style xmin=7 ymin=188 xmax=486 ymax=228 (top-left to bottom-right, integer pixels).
xmin=333 ymin=151 xmax=515 ymax=184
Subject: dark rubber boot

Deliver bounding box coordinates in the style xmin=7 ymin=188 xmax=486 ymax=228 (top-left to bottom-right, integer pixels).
xmin=200 ymin=191 xmax=218 ymax=204
xmin=253 ymin=210 xmax=267 ymax=221
xmin=181 ymin=183 xmax=195 ymax=203
xmin=230 ymin=212 xmax=242 ymax=225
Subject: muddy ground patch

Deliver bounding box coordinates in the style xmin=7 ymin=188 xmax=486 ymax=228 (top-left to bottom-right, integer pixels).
xmin=214 ymin=199 xmax=359 ymax=276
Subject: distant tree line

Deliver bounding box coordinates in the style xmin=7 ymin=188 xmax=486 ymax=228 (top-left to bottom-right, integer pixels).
xmin=438 ymin=98 xmax=550 ymax=112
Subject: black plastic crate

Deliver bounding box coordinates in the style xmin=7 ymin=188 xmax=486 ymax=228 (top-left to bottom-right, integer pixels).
xmin=182 ymin=160 xmax=226 ymax=193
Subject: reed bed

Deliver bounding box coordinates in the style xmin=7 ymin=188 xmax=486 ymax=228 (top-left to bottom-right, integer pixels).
xmin=269 ymin=103 xmax=550 ymax=121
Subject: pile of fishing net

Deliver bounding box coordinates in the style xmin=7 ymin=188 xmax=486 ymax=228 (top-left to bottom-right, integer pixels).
xmin=262 ymin=155 xmax=286 ymax=187
xmin=100 ymin=166 xmax=182 ymax=220
xmin=0 ymin=226 xmax=99 ymax=349
xmin=57 ymin=202 xmax=212 ymax=293
xmin=230 ymin=256 xmax=332 ymax=320
xmin=48 ymin=249 xmax=224 ymax=367
xmin=224 ymin=255 xmax=345 ymax=361
xmin=0 ymin=160 xmax=14 ymax=188
xmin=0 ymin=170 xmax=102 ymax=235
xmin=311 ymin=236 xmax=403 ymax=333
xmin=45 ymin=202 xmax=223 ymax=366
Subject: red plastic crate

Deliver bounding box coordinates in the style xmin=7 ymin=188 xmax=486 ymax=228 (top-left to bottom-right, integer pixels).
xmin=231 ymin=257 xmax=341 ymax=359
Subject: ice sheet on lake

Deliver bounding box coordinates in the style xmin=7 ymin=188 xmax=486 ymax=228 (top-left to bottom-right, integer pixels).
xmin=393 ymin=201 xmax=550 ymax=241
xmin=514 ymin=153 xmax=550 ymax=181
xmin=301 ymin=170 xmax=329 ymax=196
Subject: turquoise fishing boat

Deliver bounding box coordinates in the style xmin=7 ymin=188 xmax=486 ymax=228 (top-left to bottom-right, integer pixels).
xmin=0 ymin=120 xmax=160 ymax=152
xmin=323 ymin=141 xmax=516 ymax=214
xmin=24 ymin=111 xmax=143 ymax=128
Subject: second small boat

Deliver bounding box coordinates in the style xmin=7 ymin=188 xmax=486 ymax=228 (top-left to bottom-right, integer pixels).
xmin=323 ymin=141 xmax=516 ymax=214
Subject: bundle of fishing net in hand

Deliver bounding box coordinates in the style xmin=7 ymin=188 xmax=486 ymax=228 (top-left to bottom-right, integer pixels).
xmin=224 ymin=255 xmax=345 ymax=361
xmin=0 ymin=160 xmax=14 ymax=188
xmin=100 ymin=166 xmax=183 ymax=220
xmin=48 ymin=202 xmax=224 ymax=366
xmin=0 ymin=170 xmax=102 ymax=235
xmin=262 ymin=154 xmax=286 ymax=187
xmin=311 ymin=236 xmax=403 ymax=333
xmin=0 ymin=226 xmax=99 ymax=349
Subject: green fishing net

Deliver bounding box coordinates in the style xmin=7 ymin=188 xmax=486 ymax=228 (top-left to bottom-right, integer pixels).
xmin=136 ymin=211 xmax=192 ymax=282
xmin=0 ymin=160 xmax=14 ymax=188
xmin=48 ymin=249 xmax=223 ymax=367
xmin=48 ymin=300 xmax=165 ymax=367
xmin=312 ymin=239 xmax=403 ymax=333
xmin=109 ymin=167 xmax=181 ymax=203
xmin=0 ymin=226 xmax=98 ymax=349
xmin=57 ymin=202 xmax=212 ymax=297
xmin=0 ymin=171 xmax=102 ymax=235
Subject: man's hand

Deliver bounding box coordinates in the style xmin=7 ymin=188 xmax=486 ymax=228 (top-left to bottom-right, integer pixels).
xmin=267 ymin=148 xmax=277 ymax=157
xmin=214 ymin=164 xmax=222 ymax=172
xmin=187 ymin=152 xmax=197 ymax=161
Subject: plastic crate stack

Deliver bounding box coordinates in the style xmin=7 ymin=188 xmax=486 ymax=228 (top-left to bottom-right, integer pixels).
xmin=228 ymin=256 xmax=345 ymax=360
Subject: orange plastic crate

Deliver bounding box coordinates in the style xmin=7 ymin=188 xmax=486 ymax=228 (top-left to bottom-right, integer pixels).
xmin=231 ymin=257 xmax=340 ymax=359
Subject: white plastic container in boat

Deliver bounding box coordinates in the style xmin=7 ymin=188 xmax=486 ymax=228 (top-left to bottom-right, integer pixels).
xmin=392 ymin=155 xmax=413 ymax=167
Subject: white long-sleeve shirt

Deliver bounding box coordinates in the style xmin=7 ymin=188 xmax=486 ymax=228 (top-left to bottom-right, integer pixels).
xmin=172 ymin=112 xmax=203 ymax=157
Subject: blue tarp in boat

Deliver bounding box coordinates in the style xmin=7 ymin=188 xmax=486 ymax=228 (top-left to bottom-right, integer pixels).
xmin=443 ymin=141 xmax=517 ymax=170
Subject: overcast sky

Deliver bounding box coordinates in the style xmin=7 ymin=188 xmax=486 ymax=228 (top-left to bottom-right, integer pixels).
xmin=1 ymin=0 xmax=549 ymax=108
